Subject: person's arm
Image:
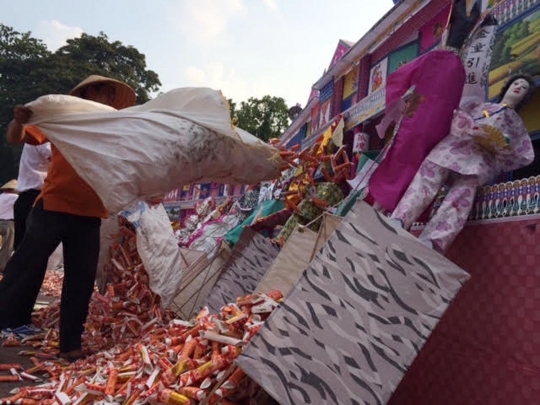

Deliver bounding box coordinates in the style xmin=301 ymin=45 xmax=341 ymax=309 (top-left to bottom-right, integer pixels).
xmin=6 ymin=106 xmax=34 ymax=144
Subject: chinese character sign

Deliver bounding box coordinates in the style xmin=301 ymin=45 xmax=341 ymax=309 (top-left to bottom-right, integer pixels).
xmin=353 ymin=132 xmax=370 ymax=153
xmin=462 ymin=24 xmax=498 ymax=102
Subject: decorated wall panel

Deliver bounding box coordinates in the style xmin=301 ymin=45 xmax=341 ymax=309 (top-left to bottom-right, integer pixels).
xmin=368 ymin=57 xmax=388 ymax=95
xmin=343 ymin=65 xmax=360 ymax=100
xmin=419 ymin=4 xmax=451 ymax=52
xmin=388 ymin=41 xmax=420 ymax=74
xmin=488 ymin=2 xmax=540 ymax=99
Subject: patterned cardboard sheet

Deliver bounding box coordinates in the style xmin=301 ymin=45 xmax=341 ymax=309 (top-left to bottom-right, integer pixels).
xmin=205 ymin=228 xmax=279 ymax=313
xmin=237 ymin=201 xmax=470 ymax=405
xmin=172 ymin=245 xmax=230 ymax=319
xmin=255 ymin=225 xmax=318 ymax=298
xmin=311 ymin=212 xmax=342 ymax=260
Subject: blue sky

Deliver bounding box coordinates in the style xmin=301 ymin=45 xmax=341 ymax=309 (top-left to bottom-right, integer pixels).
xmin=3 ymin=1 xmax=392 ymax=107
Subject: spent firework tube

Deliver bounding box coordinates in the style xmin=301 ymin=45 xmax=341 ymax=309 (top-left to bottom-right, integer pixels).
xmin=181 ymin=325 xmax=201 ymax=341
xmin=221 ymin=303 xmax=242 ymax=317
xmin=211 ymin=341 xmax=221 ymax=360
xmin=250 ymin=298 xmax=278 ymax=314
xmin=158 ymin=356 xmax=174 ymax=371
xmin=141 ymin=380 xmax=162 ymax=400
xmin=161 ymin=358 xmax=204 ymax=386
xmin=123 ymin=387 xmax=142 ymax=405
xmin=208 ymin=367 xmax=247 ymax=403
xmin=0 ymin=364 xmax=22 ymax=371
xmin=220 ymin=344 xmax=241 ymax=358
xmin=105 ymin=367 xmax=119 ymax=396
xmin=178 ymin=354 xmax=233 ymax=387
xmin=236 ymin=294 xmax=254 ymax=307
xmin=137 ymin=343 xmax=152 ymax=372
xmin=0 ymin=375 xmax=21 ymax=382
xmin=264 ymin=289 xmax=284 ymax=301
xmin=0 ymin=391 xmax=25 ymax=404
xmin=178 ymin=386 xmax=207 ymax=401
xmin=2 ymin=335 xmax=21 ymax=347
xmin=171 ymin=319 xmax=196 ymax=328
xmin=145 ymin=367 xmax=160 ymax=389
xmin=193 ymin=339 xmax=208 ymax=360
xmin=157 ymin=389 xmax=194 ymax=405
xmin=165 ymin=336 xmax=184 ymax=346
xmin=179 ymin=336 xmax=198 ymax=360
xmin=195 ymin=307 xmax=210 ymax=320
xmin=225 ymin=313 xmax=248 ymax=332
xmin=54 ymin=392 xmax=71 ymax=405
xmin=199 ymin=376 xmax=214 ymax=390
xmin=199 ymin=331 xmax=242 ymax=347
xmin=19 ymin=371 xmax=42 ymax=382
xmin=83 ymin=382 xmax=106 ymax=395
xmin=243 ymin=320 xmax=265 ymax=341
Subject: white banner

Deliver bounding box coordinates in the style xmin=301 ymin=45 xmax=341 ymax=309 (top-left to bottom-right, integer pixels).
xmin=461 ymin=24 xmax=498 ymax=106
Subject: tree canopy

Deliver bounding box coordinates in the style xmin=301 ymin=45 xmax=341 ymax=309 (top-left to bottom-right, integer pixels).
xmin=229 ymin=95 xmax=290 ymax=142
xmin=0 ymin=24 xmax=161 ymax=183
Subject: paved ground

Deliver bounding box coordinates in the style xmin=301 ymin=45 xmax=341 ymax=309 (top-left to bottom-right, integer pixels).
xmin=0 ymin=295 xmax=58 ymax=399
xmin=0 ymin=343 xmax=41 ymax=398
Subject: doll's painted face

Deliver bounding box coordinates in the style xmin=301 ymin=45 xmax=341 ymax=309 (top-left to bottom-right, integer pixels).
xmin=502 ymin=78 xmax=530 ymax=108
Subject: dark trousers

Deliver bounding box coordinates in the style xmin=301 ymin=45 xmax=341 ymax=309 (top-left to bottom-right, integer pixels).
xmin=0 ymin=220 xmax=15 ymax=273
xmin=0 ymin=200 xmax=101 ymax=353
xmin=13 ymin=189 xmax=41 ymax=249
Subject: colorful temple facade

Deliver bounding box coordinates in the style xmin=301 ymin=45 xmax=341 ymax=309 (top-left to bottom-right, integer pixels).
xmin=277 ymin=0 xmax=540 ymax=403
xmin=280 ymin=0 xmax=540 ymax=222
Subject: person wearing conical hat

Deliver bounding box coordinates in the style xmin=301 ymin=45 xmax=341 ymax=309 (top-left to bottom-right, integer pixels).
xmin=69 ymin=75 xmax=137 ymax=110
xmin=0 ymin=75 xmax=136 ymax=362
xmin=0 ymin=180 xmax=18 ymax=273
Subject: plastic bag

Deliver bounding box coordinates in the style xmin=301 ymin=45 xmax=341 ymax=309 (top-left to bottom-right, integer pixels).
xmin=122 ymin=202 xmax=184 ymax=308
xmin=26 ymin=88 xmax=283 ymax=213
xmin=95 ymin=215 xmax=120 ymax=293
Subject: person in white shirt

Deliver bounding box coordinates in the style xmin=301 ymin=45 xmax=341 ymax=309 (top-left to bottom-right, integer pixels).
xmin=0 ymin=180 xmax=19 ymax=273
xmin=14 ymin=143 xmax=51 ymax=248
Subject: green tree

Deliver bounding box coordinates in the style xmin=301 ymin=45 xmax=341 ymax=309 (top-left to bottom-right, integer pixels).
xmin=232 ymin=95 xmax=290 ymax=142
xmin=54 ymin=33 xmax=160 ymax=103
xmin=227 ymin=98 xmax=238 ymax=125
xmin=0 ymin=24 xmax=161 ymax=183
xmin=0 ymin=24 xmax=51 ymax=184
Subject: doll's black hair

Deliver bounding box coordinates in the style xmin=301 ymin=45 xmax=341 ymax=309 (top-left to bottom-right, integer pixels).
xmin=498 ymin=73 xmax=537 ymax=111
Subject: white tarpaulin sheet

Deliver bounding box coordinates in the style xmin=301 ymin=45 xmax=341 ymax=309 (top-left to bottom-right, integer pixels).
xmin=122 ymin=202 xmax=185 ymax=308
xmin=25 ymin=87 xmax=283 ymax=213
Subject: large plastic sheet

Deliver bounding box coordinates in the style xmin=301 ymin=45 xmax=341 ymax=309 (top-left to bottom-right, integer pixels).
xmin=122 ymin=202 xmax=184 ymax=308
xmin=26 ymin=88 xmax=282 ymax=213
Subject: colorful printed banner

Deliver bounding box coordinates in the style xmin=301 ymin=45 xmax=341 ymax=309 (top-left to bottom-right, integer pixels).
xmin=368 ymin=57 xmax=388 ymax=95
xmin=343 ymin=65 xmax=360 ymax=100
xmin=344 ymin=86 xmax=386 ymax=130
xmin=319 ymin=98 xmax=333 ymax=129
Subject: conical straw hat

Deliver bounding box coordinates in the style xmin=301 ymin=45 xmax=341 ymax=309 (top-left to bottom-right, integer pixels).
xmin=70 ymin=75 xmax=137 ymax=109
